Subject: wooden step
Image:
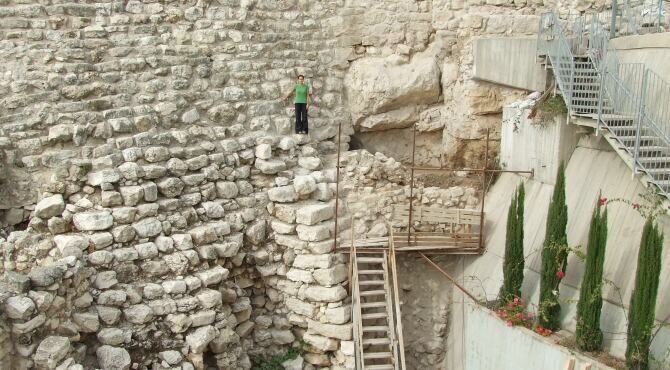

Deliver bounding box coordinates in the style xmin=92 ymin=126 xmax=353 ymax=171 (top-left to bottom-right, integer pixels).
xmin=364 ymin=365 xmax=394 ymax=370
xmin=361 ymin=302 xmax=387 ymax=309
xmin=359 ymin=280 xmax=385 ymax=286
xmin=363 ymin=337 xmax=391 ymax=345
xmin=364 ymin=352 xmax=393 ymax=360
xmin=359 ymin=270 xmax=384 ymax=275
xmin=358 ymin=257 xmax=384 ymax=263
xmin=362 ymin=312 xmax=388 ymax=320
xmin=363 ymin=325 xmax=389 ymax=332
xmin=360 ymin=290 xmax=386 ymax=297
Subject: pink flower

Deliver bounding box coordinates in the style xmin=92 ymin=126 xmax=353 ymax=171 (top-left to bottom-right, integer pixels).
xmin=632 ymin=203 xmax=640 ymax=210
xmin=556 ymin=270 xmax=565 ymax=279
xmin=506 ymin=321 xmax=513 ymax=327
xmin=513 ymin=297 xmax=520 ymax=304
xmin=599 ymin=197 xmax=607 ymax=206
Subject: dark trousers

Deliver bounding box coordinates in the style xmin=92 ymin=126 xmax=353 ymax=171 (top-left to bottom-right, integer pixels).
xmin=295 ymin=103 xmax=308 ymax=133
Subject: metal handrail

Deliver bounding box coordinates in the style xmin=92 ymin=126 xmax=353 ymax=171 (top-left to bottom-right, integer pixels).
xmin=538 ymin=9 xmax=670 ymax=197
xmin=538 ymin=12 xmax=576 ymax=114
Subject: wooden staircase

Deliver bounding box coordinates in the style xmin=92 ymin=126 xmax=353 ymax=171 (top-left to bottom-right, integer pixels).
xmin=351 ymin=250 xmax=406 ymax=369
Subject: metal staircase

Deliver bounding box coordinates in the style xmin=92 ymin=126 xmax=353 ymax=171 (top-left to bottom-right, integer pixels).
xmin=537 ymin=10 xmax=670 ymax=198
xmin=351 ymin=249 xmax=406 ymax=369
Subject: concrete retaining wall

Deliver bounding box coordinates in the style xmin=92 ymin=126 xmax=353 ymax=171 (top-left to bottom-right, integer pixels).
xmin=464 ymin=305 xmax=614 ymax=370
xmin=473 ymin=37 xmax=547 ymax=92
xmin=611 ymin=33 xmax=670 ymax=82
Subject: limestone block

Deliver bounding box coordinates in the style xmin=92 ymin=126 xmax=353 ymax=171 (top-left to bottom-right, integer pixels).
xmin=98 ymin=306 xmax=122 ymax=325
xmin=117 ymin=162 xmax=145 ymax=181
xmin=287 ymin=268 xmax=315 ymax=284
xmin=293 ymin=254 xmax=333 ymax=269
xmin=166 ymin=158 xmax=189 ymax=176
xmin=202 ymin=201 xmax=225 ymax=218
xmin=303 ymin=286 xmax=347 ymax=303
xmin=268 ymin=185 xmax=299 ymax=203
xmin=112 ymin=247 xmax=138 ymax=262
xmin=312 ymin=264 xmax=348 ymax=286
xmin=186 ymin=325 xmax=218 ymax=353
xmin=271 ymin=329 xmax=295 ymax=345
xmin=135 ymin=242 xmax=158 ymax=259
xmin=285 ymin=297 xmax=317 ymax=318
xmin=214 ymin=241 xmax=240 ymax=258
xmin=87 ymin=170 xmax=120 ymax=186
xmin=144 ymin=147 xmax=169 ymax=162
xmin=157 ymin=177 xmax=185 ymax=197
xmin=215 ymin=181 xmax=239 ymax=199
xmin=155 ymin=236 xmax=174 ymax=253
xmin=274 ymin=205 xmax=297 ymax=223
xmin=164 ymin=252 xmax=190 ymax=275
xmin=34 ymin=336 xmax=70 ymax=369
xmin=189 ymin=225 xmax=218 ymax=245
xmin=303 ymin=333 xmax=338 ymax=352
xmin=132 ymin=217 xmax=162 ymax=238
xmin=35 ymin=195 xmax=65 ymax=219
xmin=162 ymin=280 xmax=187 ymax=294
xmin=324 ymin=306 xmax=351 ymax=325
xmin=112 ymin=225 xmax=136 ymax=243
xmin=196 ymin=289 xmax=222 ymax=309
xmin=271 ymin=220 xmax=295 ymax=234
xmin=195 ymin=266 xmax=229 ymax=286
xmin=53 ymin=234 xmax=89 ymax=255
xmin=29 ymin=291 xmax=54 ymax=313
xmin=294 ymin=175 xmax=317 ymax=195
xmin=276 ymin=234 xmax=308 ymax=250
xmin=142 ymin=182 xmax=158 ymax=202
xmin=73 ymin=311 xmax=99 ymax=333
xmin=112 ymin=207 xmax=137 ymax=224
xmin=308 ymin=239 xmax=335 ymax=254
xmin=5 ymin=296 xmax=35 ymax=320
xmin=148 ymin=298 xmax=177 ymax=316
xmin=29 ymin=266 xmax=64 ymax=287
xmin=94 ymin=271 xmax=118 ymax=289
xmin=191 ymin=310 xmax=216 ymax=327
xmin=255 ymin=159 xmax=287 ymax=174
xmin=359 ymin=106 xmax=419 ymax=131
xmin=345 ymin=56 xmax=440 ymax=122
xmin=73 ymin=211 xmax=113 ymax=231
xmin=298 ymin=157 xmax=321 ymax=170
xmin=296 ymin=204 xmax=334 ymax=225
xmin=308 ymin=320 xmax=352 ymax=340
xmin=296 ymin=224 xmax=331 ymax=242
xmin=278 ymin=137 xmax=296 ymax=150
xmin=96 ymin=345 xmax=131 ymax=370
xmin=97 ymin=290 xmax=127 ymax=307
xmin=167 ymin=313 xmax=192 ymax=333
xmin=123 ymin=304 xmax=154 ymax=324
xmin=235 ymin=321 xmax=255 ymax=338
xmin=244 ymin=221 xmax=266 ymax=245
xmin=97 ymin=328 xmax=129 ymax=346
xmin=143 ymin=283 xmax=164 ymax=299
xmin=255 ymin=143 xmax=272 ymax=159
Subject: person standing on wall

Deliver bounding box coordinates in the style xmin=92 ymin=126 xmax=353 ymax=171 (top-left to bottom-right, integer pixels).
xmin=284 ymin=75 xmax=312 ymax=134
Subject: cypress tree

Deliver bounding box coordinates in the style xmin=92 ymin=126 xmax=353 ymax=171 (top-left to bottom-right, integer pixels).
xmin=538 ymin=162 xmax=568 ymax=330
xmin=626 ymin=218 xmax=664 ymax=370
xmin=499 ymin=183 xmax=525 ymax=304
xmin=576 ymin=197 xmax=608 ymax=351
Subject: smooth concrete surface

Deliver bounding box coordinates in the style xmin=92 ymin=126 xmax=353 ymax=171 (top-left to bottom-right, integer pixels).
xmin=444 ymin=135 xmax=670 ymax=369
xmin=473 ymin=37 xmax=547 ymax=92
xmin=465 ymin=305 xmax=615 ymax=370
xmin=500 ymin=107 xmax=579 ymax=185
xmin=611 ymin=33 xmax=670 ymax=82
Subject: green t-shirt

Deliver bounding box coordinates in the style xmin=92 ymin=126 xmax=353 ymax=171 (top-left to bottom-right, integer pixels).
xmin=294 ymin=83 xmax=309 ymax=104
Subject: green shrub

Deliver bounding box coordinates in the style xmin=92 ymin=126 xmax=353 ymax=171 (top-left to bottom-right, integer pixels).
xmin=626 ymin=218 xmax=664 ymax=370
xmin=538 ymin=162 xmax=568 ymax=331
xmin=499 ymin=183 xmax=525 ymax=305
xmin=576 ymin=196 xmax=608 ymax=351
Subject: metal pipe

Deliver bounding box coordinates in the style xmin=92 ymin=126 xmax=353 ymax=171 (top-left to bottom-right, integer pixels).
xmin=478 ymin=129 xmax=489 ymax=250
xmin=409 ymin=167 xmax=533 ymax=174
xmin=419 ymin=253 xmax=480 ymax=303
xmin=611 ymin=0 xmax=619 ymax=39
xmin=407 ymin=124 xmax=417 ymax=245
xmin=333 ymin=117 xmax=342 ymax=251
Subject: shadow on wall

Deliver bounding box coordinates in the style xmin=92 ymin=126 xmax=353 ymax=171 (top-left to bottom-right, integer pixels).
xmin=350 ymin=128 xmax=443 ymax=167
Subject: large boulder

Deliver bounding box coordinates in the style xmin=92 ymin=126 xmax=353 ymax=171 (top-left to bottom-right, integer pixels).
xmin=345 ymin=56 xmax=440 ymax=125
